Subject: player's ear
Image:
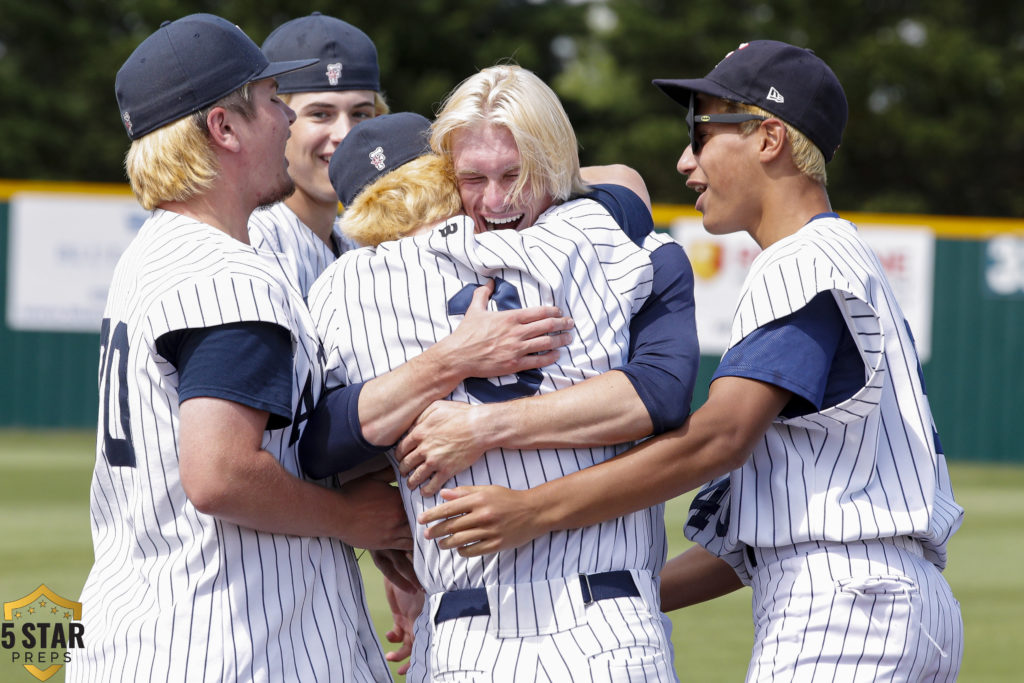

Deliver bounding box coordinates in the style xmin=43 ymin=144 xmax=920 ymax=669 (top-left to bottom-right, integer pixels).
xmin=205 ymin=106 xmax=241 ymax=152
xmin=758 ymin=118 xmax=787 ymax=162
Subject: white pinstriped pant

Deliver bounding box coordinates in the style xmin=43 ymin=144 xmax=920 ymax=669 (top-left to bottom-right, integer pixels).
xmin=408 ymin=570 xmax=676 ymax=682
xmin=743 ymin=536 xmax=963 ymax=682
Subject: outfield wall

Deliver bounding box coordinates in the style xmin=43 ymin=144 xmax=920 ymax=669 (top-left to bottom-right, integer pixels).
xmin=2 ymin=180 xmax=1022 ymax=463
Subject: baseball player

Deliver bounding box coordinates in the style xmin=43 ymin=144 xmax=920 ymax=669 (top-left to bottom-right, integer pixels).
xmin=381 ymin=65 xmax=699 ymax=503
xmin=248 ymin=12 xmax=388 ymax=297
xmin=421 ymin=41 xmax=965 ymax=682
xmin=69 ymin=15 xmax=408 ymax=682
xmin=306 ymin=110 xmax=679 ymax=681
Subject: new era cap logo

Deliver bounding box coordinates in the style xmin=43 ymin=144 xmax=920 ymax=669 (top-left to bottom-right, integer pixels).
xmin=766 ymin=87 xmax=785 ymax=103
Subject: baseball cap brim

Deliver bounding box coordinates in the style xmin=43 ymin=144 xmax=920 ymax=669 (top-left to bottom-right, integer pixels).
xmin=652 ymin=78 xmax=744 ymax=110
xmin=255 ymin=58 xmax=320 ymax=83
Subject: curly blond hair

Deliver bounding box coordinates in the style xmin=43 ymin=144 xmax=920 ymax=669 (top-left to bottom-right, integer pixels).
xmin=340 ymin=153 xmax=463 ymax=247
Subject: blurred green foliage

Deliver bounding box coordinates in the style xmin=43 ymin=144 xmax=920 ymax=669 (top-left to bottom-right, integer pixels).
xmin=0 ymin=0 xmax=1020 ymax=216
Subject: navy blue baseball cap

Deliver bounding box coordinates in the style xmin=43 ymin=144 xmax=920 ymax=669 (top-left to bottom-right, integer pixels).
xmin=653 ymin=40 xmax=848 ymax=162
xmin=262 ymin=12 xmax=381 ymax=95
xmin=115 ymin=13 xmax=317 ymax=140
xmin=329 ymin=112 xmax=431 ymax=206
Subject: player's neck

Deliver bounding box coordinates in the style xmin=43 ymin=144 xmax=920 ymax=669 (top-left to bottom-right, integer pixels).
xmin=284 ymin=189 xmax=339 ymax=247
xmin=159 ymin=194 xmax=252 ymax=244
xmin=750 ymin=182 xmax=832 ymax=249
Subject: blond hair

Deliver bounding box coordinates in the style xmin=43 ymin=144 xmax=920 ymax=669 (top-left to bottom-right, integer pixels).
xmin=726 ymin=100 xmax=827 ymax=185
xmin=124 ymin=85 xmax=256 ymax=210
xmin=340 ymin=153 xmax=462 ymax=247
xmin=430 ymin=64 xmax=588 ymax=207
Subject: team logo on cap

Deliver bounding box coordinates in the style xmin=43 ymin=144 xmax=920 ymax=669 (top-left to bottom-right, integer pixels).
xmin=122 ymin=112 xmax=133 ymax=136
xmin=326 ymin=63 xmax=342 ymax=86
xmin=369 ymin=146 xmax=386 ymax=171
xmin=721 ymin=41 xmax=750 ymax=63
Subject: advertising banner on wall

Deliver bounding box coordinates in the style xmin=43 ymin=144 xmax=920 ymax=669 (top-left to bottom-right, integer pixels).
xmin=6 ymin=192 xmax=146 ymax=333
xmin=670 ymin=219 xmax=936 ymax=361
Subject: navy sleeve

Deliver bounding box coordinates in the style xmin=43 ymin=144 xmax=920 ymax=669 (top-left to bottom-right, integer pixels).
xmin=156 ymin=321 xmax=293 ymax=429
xmin=298 ymin=382 xmax=392 ymax=479
xmin=585 ymin=184 xmax=698 ymax=434
xmin=615 ymin=241 xmax=701 ymax=433
xmin=584 ymin=184 xmax=653 ymax=246
xmin=712 ymin=291 xmax=864 ymax=418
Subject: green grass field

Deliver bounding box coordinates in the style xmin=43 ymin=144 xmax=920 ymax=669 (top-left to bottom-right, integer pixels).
xmin=1 ymin=429 xmax=1021 ymax=682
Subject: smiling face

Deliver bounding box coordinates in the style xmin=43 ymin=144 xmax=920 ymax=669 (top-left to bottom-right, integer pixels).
xmin=284 ymin=89 xmax=377 ymax=207
xmin=450 ymin=123 xmax=553 ymax=232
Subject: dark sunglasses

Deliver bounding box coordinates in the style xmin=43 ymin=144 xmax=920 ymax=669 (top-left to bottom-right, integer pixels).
xmin=686 ymin=93 xmax=767 ymax=154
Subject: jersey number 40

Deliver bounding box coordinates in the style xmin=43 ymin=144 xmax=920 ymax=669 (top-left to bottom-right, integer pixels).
xmin=99 ymin=318 xmax=135 ymax=467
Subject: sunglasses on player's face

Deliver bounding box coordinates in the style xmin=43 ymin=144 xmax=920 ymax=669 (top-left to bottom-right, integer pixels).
xmin=686 ymin=93 xmax=767 ymax=154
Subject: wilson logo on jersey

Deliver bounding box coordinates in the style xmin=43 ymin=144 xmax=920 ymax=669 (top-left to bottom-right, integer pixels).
xmin=438 ymin=222 xmax=459 ymax=237
xmin=2 ymin=585 xmax=84 ymax=681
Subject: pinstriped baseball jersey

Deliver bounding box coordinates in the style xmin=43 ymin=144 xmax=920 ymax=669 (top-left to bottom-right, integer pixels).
xmin=70 ymin=209 xmax=389 ymax=683
xmin=247 ymin=201 xmax=356 ymax=298
xmin=688 ymin=215 xmax=963 ymax=569
xmin=309 ymin=198 xmax=673 ymax=598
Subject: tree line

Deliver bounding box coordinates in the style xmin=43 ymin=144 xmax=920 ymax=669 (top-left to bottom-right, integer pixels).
xmin=0 ymin=0 xmax=1019 ymax=216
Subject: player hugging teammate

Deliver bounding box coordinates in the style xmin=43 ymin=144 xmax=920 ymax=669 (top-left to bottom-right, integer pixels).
xmin=81 ymin=11 xmax=963 ymax=682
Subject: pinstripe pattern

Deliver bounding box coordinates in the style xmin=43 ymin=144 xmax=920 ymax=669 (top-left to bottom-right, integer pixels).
xmin=418 ymin=570 xmax=673 ymax=682
xmin=718 ymin=216 xmax=963 ymax=564
xmin=70 ymin=209 xmax=389 ymax=683
xmin=685 ymin=215 xmax=963 ymax=680
xmin=745 ymin=538 xmax=963 ymax=682
xmin=309 ymin=198 xmax=676 ymax=681
xmin=248 ymin=202 xmax=356 ymax=298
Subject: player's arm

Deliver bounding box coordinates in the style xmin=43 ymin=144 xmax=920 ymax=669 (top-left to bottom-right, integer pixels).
xmin=379 ymin=575 xmax=424 ymax=675
xmin=358 ymin=277 xmax=572 ymax=447
xmin=160 ymin=321 xmax=410 ymax=551
xmin=179 ymin=397 xmax=410 ymax=550
xmin=580 ymin=164 xmax=652 ymax=211
xmin=397 ymin=199 xmax=699 ymax=495
xmin=418 ymin=291 xmax=855 ymax=554
xmin=416 ymin=375 xmax=789 ymax=555
xmin=660 ymin=545 xmax=744 ymax=612
xmin=299 ymin=279 xmax=574 ymax=479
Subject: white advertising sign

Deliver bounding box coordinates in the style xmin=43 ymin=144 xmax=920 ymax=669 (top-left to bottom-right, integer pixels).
xmin=670 ymin=219 xmax=935 ymax=361
xmin=7 ymin=192 xmax=146 ymax=332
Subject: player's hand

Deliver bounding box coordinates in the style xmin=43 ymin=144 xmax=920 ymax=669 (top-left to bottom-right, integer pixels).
xmin=382 ymin=577 xmax=424 ymax=676
xmin=371 ymin=549 xmax=420 ymax=595
xmin=417 ymin=485 xmax=547 ymax=557
xmin=395 ymin=401 xmax=490 ymax=496
xmin=441 ymin=279 xmax=574 ymax=379
xmin=336 ymin=476 xmax=413 ymax=552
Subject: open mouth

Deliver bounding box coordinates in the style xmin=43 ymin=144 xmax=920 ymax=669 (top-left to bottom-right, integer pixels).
xmin=483 ymin=214 xmax=524 ymax=231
